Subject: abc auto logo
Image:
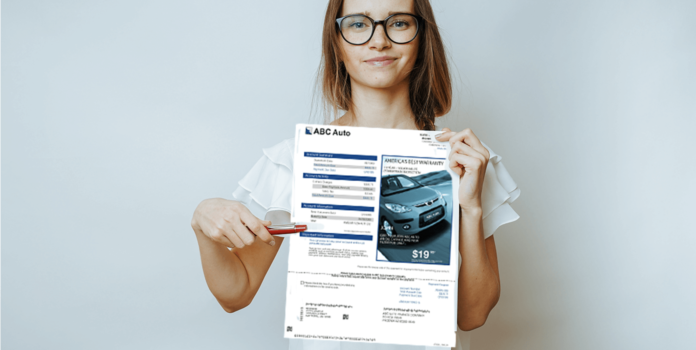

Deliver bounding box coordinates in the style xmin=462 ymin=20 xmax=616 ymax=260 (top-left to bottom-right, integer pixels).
xmin=305 ymin=127 xmax=350 ymax=136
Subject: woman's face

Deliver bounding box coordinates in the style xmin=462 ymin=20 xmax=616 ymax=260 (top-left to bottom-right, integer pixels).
xmin=338 ymin=0 xmax=420 ymax=90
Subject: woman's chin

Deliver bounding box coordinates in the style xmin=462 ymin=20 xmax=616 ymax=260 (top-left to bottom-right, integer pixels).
xmin=355 ymin=77 xmax=403 ymax=90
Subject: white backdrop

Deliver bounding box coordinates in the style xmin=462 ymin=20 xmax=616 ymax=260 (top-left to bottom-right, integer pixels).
xmin=3 ymin=0 xmax=695 ymax=349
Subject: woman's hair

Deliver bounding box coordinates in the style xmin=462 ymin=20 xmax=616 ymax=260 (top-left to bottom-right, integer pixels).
xmin=312 ymin=0 xmax=452 ymax=131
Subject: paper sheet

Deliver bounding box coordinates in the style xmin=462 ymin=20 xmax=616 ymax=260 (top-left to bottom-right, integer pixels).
xmin=285 ymin=124 xmax=459 ymax=347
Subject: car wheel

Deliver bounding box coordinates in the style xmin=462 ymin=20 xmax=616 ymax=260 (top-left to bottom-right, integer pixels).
xmin=380 ymin=217 xmax=396 ymax=238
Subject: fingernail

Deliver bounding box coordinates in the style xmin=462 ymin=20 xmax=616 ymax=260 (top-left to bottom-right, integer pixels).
xmin=269 ymin=239 xmax=276 ymax=246
xmin=434 ymin=133 xmax=443 ymax=138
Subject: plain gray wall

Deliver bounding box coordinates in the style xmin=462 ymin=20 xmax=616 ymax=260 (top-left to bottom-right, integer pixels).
xmin=3 ymin=0 xmax=695 ymax=349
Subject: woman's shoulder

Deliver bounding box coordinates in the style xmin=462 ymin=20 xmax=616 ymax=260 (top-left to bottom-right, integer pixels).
xmin=231 ymin=136 xmax=295 ymax=218
xmin=261 ymin=137 xmax=295 ymax=170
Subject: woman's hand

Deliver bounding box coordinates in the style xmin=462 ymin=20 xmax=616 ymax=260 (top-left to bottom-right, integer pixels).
xmin=192 ymin=198 xmax=281 ymax=313
xmin=435 ymin=127 xmax=490 ymax=213
xmin=191 ymin=198 xmax=275 ymax=249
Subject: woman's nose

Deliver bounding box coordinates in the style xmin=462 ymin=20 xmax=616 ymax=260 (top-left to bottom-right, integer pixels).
xmin=370 ymin=24 xmax=391 ymax=50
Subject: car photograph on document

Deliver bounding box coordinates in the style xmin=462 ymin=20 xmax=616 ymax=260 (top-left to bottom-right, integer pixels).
xmin=376 ymin=171 xmax=453 ymax=264
xmin=378 ymin=172 xmax=452 ymax=237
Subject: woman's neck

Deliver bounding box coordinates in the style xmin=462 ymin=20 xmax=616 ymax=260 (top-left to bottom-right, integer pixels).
xmin=336 ymin=78 xmax=418 ymax=130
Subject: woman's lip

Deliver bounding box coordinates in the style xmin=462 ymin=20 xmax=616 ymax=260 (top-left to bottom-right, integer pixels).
xmin=365 ymin=56 xmax=396 ymax=62
xmin=365 ymin=58 xmax=396 ymax=66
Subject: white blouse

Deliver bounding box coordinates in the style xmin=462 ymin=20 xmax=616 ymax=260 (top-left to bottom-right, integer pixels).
xmin=232 ymin=136 xmax=521 ymax=350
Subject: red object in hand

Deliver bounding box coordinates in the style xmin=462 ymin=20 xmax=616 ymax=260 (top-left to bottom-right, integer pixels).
xmin=266 ymin=224 xmax=308 ymax=235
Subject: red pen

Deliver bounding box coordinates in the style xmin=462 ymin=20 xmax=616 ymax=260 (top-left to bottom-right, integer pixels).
xmin=266 ymin=223 xmax=309 ymax=235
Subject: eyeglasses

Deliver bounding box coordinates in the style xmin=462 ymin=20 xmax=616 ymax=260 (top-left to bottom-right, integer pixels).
xmin=335 ymin=13 xmax=422 ymax=45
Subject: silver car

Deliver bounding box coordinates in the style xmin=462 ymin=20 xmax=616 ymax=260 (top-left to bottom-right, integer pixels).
xmin=378 ymin=174 xmax=447 ymax=238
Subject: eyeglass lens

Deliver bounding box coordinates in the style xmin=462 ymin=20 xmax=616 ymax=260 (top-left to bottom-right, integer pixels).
xmin=340 ymin=14 xmax=418 ymax=44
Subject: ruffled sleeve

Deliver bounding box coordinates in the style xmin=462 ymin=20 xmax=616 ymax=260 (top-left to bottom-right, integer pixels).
xmin=231 ymin=138 xmax=294 ymax=220
xmin=479 ymin=141 xmax=521 ymax=239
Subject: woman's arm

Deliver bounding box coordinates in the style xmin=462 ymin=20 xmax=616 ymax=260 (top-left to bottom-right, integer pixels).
xmin=456 ymin=208 xmax=500 ymax=330
xmin=192 ymin=198 xmax=282 ymax=313
xmin=435 ymin=127 xmax=501 ymax=330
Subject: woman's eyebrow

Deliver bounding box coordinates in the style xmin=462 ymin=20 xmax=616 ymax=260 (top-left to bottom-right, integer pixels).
xmin=343 ymin=10 xmax=415 ymax=16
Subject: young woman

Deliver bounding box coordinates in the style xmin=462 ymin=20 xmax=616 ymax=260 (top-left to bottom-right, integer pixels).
xmin=191 ymin=0 xmax=521 ymax=349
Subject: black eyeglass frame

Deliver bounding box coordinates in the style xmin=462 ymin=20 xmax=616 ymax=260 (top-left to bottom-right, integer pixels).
xmin=335 ymin=13 xmax=423 ymax=45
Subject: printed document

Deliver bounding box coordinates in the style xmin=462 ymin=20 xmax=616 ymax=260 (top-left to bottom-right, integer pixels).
xmin=285 ymin=124 xmax=460 ymax=347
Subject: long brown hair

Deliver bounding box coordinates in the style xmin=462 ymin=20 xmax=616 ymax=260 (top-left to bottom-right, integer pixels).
xmin=311 ymin=0 xmax=452 ymax=131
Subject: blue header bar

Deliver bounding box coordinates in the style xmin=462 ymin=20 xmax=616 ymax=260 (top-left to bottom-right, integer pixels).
xmin=301 ymin=232 xmax=373 ymax=241
xmin=303 ymin=173 xmax=376 ymax=182
xmin=301 ymin=203 xmax=374 ymax=212
xmin=304 ymin=152 xmax=377 ymax=161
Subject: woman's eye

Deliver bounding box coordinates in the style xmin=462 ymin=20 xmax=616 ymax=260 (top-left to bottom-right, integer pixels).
xmin=350 ymin=23 xmax=365 ymax=29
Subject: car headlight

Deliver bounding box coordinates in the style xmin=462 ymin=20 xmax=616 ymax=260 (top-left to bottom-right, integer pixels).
xmin=385 ymin=203 xmax=412 ymax=213
xmin=437 ymin=192 xmax=445 ymax=205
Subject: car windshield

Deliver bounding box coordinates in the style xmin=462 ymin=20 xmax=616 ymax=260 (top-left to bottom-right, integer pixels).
xmin=381 ymin=175 xmax=423 ymax=196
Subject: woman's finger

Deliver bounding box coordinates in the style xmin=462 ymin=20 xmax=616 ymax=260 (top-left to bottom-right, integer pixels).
xmin=240 ymin=212 xmax=275 ymax=246
xmin=435 ymin=127 xmax=455 ymax=141
xmin=449 ymin=152 xmax=484 ymax=176
xmin=451 ymin=140 xmax=487 ymax=163
xmin=448 ymin=153 xmax=464 ymax=177
xmin=208 ymin=221 xmax=243 ymax=248
xmin=448 ymin=128 xmax=489 ymax=159
xmin=224 ymin=230 xmax=245 ymax=249
xmin=221 ymin=235 xmax=236 ymax=249
xmin=229 ymin=219 xmax=256 ymax=248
